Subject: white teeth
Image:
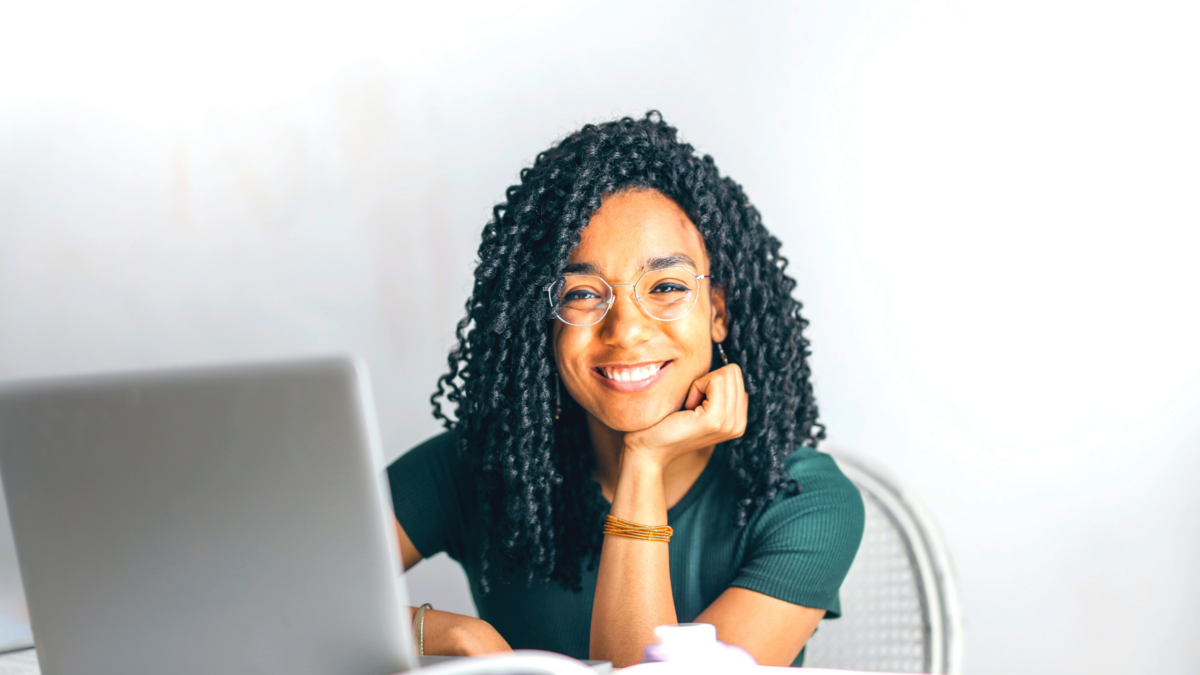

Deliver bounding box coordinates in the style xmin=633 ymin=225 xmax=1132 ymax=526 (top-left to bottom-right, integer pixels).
xmin=602 ymin=363 xmax=662 ymax=382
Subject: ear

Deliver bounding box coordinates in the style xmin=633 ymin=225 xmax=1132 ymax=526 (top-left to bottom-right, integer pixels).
xmin=709 ymin=284 xmax=729 ymax=344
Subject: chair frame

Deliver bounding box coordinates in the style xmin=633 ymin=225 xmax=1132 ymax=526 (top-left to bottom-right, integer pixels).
xmin=825 ymin=451 xmax=965 ymax=674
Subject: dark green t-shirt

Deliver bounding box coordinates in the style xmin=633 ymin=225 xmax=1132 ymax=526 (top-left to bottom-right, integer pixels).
xmin=387 ymin=432 xmax=864 ymax=667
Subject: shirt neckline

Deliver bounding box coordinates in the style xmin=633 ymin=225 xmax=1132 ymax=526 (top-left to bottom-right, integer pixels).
xmin=666 ymin=442 xmax=725 ymax=522
xmin=599 ymin=443 xmax=726 ymax=522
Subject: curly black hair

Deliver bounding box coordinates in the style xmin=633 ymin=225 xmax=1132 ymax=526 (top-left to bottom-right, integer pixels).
xmin=430 ymin=111 xmax=823 ymax=592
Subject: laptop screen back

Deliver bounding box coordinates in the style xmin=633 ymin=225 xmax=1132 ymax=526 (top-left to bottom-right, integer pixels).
xmin=0 ymin=357 xmax=415 ymax=674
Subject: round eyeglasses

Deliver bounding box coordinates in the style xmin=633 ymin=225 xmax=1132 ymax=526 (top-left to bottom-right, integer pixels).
xmin=546 ymin=266 xmax=711 ymax=327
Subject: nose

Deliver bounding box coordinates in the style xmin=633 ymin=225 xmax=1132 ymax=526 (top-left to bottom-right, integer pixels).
xmin=597 ymin=284 xmax=656 ymax=349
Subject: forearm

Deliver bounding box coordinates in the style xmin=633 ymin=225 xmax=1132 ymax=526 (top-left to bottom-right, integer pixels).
xmin=412 ymin=607 xmax=511 ymax=656
xmin=589 ymin=454 xmax=677 ymax=667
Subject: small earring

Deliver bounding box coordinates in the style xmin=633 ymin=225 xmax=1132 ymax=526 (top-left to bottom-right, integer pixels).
xmin=554 ymin=372 xmax=562 ymax=420
xmin=716 ymin=342 xmax=729 ymax=367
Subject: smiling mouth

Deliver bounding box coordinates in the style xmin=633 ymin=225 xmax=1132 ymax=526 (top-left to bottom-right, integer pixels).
xmin=590 ymin=360 xmax=672 ymax=393
xmin=593 ymin=361 xmax=671 ymax=383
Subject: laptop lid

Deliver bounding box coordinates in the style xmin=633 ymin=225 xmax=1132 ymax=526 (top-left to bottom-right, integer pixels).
xmin=0 ymin=356 xmax=416 ymax=675
xmin=0 ymin=479 xmax=33 ymax=654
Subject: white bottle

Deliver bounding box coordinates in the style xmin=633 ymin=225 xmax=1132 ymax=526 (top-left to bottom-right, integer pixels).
xmin=637 ymin=623 xmax=757 ymax=673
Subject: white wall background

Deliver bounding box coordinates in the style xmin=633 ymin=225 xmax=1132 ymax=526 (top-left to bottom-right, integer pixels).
xmin=2 ymin=1 xmax=1198 ymax=673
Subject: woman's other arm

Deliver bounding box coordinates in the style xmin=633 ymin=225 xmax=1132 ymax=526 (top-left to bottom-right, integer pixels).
xmin=396 ymin=516 xmax=511 ymax=656
xmin=695 ymin=588 xmax=824 ymax=666
xmin=395 ymin=516 xmax=423 ymax=571
xmin=698 ymin=448 xmax=865 ymax=666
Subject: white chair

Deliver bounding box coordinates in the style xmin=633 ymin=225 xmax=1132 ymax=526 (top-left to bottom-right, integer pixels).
xmin=803 ymin=452 xmax=963 ymax=674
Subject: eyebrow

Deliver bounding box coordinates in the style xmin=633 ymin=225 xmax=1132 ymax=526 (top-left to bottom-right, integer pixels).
xmin=561 ymin=254 xmax=699 ymax=277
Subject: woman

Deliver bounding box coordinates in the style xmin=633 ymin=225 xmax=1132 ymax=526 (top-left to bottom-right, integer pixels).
xmin=387 ymin=112 xmax=864 ymax=668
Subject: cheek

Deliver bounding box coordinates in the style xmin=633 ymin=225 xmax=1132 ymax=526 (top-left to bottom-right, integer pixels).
xmin=552 ymin=329 xmax=593 ymax=395
xmin=667 ymin=317 xmax=715 ymax=375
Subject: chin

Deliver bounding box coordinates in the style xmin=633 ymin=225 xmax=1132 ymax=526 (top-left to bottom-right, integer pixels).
xmin=596 ymin=405 xmax=675 ymax=433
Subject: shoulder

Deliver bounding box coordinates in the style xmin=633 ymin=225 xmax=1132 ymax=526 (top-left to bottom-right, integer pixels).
xmin=730 ymin=447 xmax=865 ymax=617
xmin=394 ymin=429 xmax=461 ymax=460
xmin=749 ymin=447 xmax=865 ymax=550
xmin=386 ymin=430 xmax=471 ymax=496
xmin=784 ymin=446 xmax=860 ymax=501
xmin=389 ymin=430 xmax=462 ymax=468
xmin=386 ymin=430 xmax=475 ymax=561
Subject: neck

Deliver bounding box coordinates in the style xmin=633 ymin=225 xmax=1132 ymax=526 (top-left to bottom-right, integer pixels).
xmin=586 ymin=414 xmax=716 ymax=508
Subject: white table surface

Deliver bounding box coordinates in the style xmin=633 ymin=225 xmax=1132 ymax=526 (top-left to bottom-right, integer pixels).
xmin=0 ymin=647 xmax=887 ymax=674
xmin=0 ymin=649 xmax=36 ymax=675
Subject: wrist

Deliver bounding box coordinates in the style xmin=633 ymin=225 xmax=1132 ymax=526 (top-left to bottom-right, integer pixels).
xmin=620 ymin=444 xmax=668 ymax=476
xmin=451 ymin=617 xmax=509 ymax=656
xmin=610 ymin=451 xmax=668 ymax=524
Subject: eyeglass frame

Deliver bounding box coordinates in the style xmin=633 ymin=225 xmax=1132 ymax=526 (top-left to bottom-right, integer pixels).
xmin=545 ymin=265 xmax=712 ymax=327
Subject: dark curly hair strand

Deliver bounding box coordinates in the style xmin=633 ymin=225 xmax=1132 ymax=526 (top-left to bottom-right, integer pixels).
xmin=430 ymin=111 xmax=823 ymax=592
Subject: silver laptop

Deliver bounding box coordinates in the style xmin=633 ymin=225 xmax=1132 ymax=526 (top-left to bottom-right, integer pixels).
xmin=0 ymin=481 xmax=33 ymax=656
xmin=0 ymin=357 xmax=417 ymax=675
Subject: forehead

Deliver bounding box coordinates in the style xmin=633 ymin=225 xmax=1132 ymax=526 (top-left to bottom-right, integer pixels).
xmin=567 ymin=189 xmax=708 ymax=276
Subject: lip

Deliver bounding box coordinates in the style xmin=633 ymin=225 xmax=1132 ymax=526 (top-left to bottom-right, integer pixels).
xmin=590 ymin=360 xmax=672 ymax=393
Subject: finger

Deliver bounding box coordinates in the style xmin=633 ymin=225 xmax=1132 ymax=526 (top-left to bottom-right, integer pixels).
xmin=733 ymin=366 xmax=749 ymax=431
xmin=683 ymin=380 xmax=705 ymax=411
xmin=699 ymin=371 xmax=737 ymax=434
xmin=724 ymin=368 xmax=740 ymax=434
xmin=700 ymin=372 xmax=732 ymax=418
xmin=730 ymin=364 xmax=746 ymax=425
xmin=684 ymin=370 xmax=720 ymax=411
xmin=686 ymin=371 xmax=719 ymax=411
xmin=690 ymin=367 xmax=741 ymax=435
xmin=730 ymin=363 xmax=746 ymax=398
xmin=716 ymin=365 xmax=745 ymax=437
xmin=735 ymin=382 xmax=749 ymax=437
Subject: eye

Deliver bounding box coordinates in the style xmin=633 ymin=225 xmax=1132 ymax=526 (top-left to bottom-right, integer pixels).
xmin=650 ymin=282 xmax=691 ymax=294
xmin=564 ymin=288 xmax=602 ymax=302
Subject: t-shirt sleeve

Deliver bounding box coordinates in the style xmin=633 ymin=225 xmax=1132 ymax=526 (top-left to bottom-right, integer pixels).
xmin=385 ymin=431 xmax=470 ymax=563
xmin=730 ymin=450 xmax=865 ymax=618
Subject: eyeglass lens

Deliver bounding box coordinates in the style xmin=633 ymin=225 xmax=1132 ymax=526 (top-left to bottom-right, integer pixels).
xmin=550 ymin=266 xmax=700 ymax=326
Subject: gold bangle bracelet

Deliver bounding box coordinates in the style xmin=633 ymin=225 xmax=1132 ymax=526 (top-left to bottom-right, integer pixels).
xmin=603 ymin=514 xmax=673 ymax=542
